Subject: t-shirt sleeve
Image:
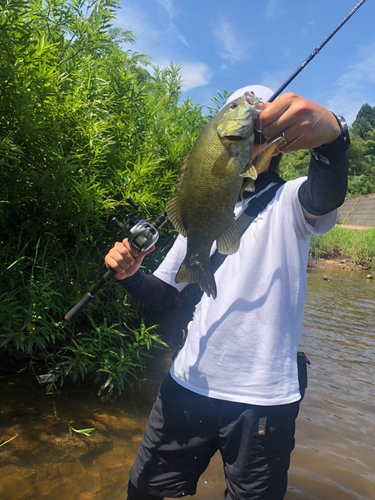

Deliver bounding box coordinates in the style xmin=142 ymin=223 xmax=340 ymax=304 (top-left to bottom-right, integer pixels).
xmin=281 ymin=177 xmax=338 ymax=239
xmin=153 ymin=234 xmax=189 ymax=292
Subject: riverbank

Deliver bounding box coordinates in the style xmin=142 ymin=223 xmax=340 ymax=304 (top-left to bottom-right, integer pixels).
xmin=309 ymin=225 xmax=375 ymax=271
xmin=309 ymin=257 xmax=374 ymax=274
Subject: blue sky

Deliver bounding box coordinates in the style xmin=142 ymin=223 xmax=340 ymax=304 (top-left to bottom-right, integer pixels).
xmin=115 ymin=0 xmax=374 ymax=125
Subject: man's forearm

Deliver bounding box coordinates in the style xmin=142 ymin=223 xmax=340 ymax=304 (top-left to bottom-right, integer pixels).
xmin=298 ymin=126 xmax=349 ymax=216
xmin=119 ymin=270 xmax=178 ymax=308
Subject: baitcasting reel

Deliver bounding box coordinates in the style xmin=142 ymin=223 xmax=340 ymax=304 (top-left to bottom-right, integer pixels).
xmin=64 ymin=197 xmax=167 ymax=322
xmin=112 ymin=197 xmax=167 ymax=252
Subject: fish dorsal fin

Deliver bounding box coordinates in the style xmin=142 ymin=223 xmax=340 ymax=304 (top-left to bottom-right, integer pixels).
xmin=216 ymin=218 xmax=240 ymax=255
xmin=166 ymin=150 xmax=192 ymax=236
xmin=174 ymin=150 xmax=192 ymax=192
xmin=167 ymin=194 xmax=187 ymax=236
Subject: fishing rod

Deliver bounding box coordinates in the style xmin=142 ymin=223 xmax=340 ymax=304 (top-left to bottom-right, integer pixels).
xmin=268 ymin=0 xmax=367 ymax=102
xmin=65 ymin=1 xmax=366 ymax=322
xmin=64 ymin=197 xmax=168 ymax=323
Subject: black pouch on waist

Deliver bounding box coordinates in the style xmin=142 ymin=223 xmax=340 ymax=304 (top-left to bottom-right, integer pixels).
xmin=297 ymin=351 xmax=311 ymax=400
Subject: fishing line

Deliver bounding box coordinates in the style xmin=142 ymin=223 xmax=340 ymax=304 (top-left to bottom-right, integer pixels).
xmin=257 ymin=0 xmax=367 ymax=154
xmin=281 ymin=108 xmax=331 ymax=153
xmin=268 ymin=0 xmax=367 ymax=102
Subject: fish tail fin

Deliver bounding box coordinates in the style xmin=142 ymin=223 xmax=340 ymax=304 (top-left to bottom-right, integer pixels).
xmin=175 ymin=260 xmax=217 ymax=299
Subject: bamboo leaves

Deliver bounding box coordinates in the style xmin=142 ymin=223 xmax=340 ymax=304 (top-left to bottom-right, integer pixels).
xmin=0 ymin=0 xmax=207 ymax=396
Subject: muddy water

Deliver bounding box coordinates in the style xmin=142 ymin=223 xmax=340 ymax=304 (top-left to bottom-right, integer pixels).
xmin=0 ymin=267 xmax=374 ymax=499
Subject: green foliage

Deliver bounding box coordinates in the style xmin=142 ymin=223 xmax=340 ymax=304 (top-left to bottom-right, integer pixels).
xmin=69 ymin=426 xmax=95 ymax=437
xmin=351 ymin=103 xmax=375 ymax=140
xmin=347 ymin=175 xmax=374 ymax=195
xmin=279 ymin=150 xmax=310 ymax=181
xmin=0 ymin=0 xmax=207 ymax=396
xmin=277 ymin=102 xmax=375 ymax=194
xmin=52 ymin=318 xmax=167 ymax=396
xmin=310 ymin=226 xmax=375 ymax=267
xmin=206 ymin=89 xmax=231 ymax=118
xmin=348 ymin=104 xmax=375 ymax=193
xmin=0 ymin=434 xmax=18 ymax=448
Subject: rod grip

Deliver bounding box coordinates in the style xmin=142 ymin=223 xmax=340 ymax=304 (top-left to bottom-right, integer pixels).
xmin=64 ymin=293 xmax=95 ymax=323
xmin=64 ymin=268 xmax=118 ymax=322
xmin=102 ymin=268 xmax=117 ymax=281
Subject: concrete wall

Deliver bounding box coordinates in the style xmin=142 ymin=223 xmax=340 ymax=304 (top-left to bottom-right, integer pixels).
xmin=338 ymin=196 xmax=375 ymax=228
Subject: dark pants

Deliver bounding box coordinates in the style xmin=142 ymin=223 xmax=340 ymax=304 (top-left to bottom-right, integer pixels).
xmin=128 ymin=375 xmax=300 ymax=500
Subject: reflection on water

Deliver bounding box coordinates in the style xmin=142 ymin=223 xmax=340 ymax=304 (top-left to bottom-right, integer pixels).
xmin=0 ymin=267 xmax=374 ymax=499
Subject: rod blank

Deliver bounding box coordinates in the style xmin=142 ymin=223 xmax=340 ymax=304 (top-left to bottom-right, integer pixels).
xmin=268 ymin=0 xmax=367 ymax=102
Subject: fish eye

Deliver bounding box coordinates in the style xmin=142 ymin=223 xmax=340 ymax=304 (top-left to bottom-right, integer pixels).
xmin=230 ymin=103 xmax=237 ymax=110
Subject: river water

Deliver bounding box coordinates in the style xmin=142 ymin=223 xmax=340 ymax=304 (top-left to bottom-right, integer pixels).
xmin=0 ymin=266 xmax=374 ymax=499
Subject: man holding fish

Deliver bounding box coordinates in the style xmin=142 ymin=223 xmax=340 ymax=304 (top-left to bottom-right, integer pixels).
xmin=105 ymin=85 xmax=349 ymax=500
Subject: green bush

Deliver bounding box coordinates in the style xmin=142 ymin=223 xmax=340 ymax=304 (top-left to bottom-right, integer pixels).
xmin=347 ymin=175 xmax=375 ymax=195
xmin=0 ymin=0 xmax=207 ymax=395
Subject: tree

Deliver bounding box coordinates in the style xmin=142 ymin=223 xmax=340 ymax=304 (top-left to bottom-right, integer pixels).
xmin=352 ymin=103 xmax=375 ymax=140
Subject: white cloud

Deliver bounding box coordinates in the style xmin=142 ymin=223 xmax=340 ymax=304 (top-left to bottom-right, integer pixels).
xmin=115 ymin=3 xmax=190 ymax=58
xmin=327 ymin=42 xmax=375 ymax=124
xmin=150 ymin=58 xmax=212 ymax=92
xmin=337 ymin=43 xmax=375 ymax=88
xmin=155 ymin=0 xmax=190 ymax=48
xmin=213 ymin=20 xmax=251 ymax=62
xmin=156 ymin=0 xmax=176 ymax=18
xmin=265 ymin=0 xmax=281 ymax=21
xmin=179 ymin=62 xmax=212 ymax=91
xmin=179 ymin=34 xmax=190 ymax=47
xmin=301 ymin=21 xmax=314 ymax=36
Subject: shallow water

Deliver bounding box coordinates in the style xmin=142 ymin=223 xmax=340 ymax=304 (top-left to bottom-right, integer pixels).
xmin=0 ymin=267 xmax=374 ymax=499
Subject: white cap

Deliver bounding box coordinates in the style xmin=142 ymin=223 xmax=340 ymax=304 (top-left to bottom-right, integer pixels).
xmin=225 ymin=85 xmax=274 ymax=105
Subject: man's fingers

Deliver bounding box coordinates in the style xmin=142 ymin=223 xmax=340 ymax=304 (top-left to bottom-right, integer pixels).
xmin=256 ymin=93 xmax=340 ymax=152
xmin=104 ymin=239 xmax=155 ymax=281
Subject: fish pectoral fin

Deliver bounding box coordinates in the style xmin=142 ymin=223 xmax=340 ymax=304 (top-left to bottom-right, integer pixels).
xmin=241 ymin=178 xmax=255 ymax=195
xmin=212 ymin=150 xmax=235 ymax=176
xmin=239 ymin=164 xmax=257 ymax=197
xmin=252 ymin=135 xmax=285 ymax=172
xmin=166 ymin=195 xmax=187 ymax=236
xmin=240 ymin=163 xmax=258 ymax=180
xmin=216 ymin=218 xmax=240 ymax=255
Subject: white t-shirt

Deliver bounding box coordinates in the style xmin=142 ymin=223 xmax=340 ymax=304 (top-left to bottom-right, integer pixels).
xmin=154 ymin=178 xmax=337 ymax=406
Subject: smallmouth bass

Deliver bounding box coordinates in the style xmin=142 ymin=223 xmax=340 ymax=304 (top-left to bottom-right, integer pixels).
xmin=167 ymin=92 xmax=283 ymax=299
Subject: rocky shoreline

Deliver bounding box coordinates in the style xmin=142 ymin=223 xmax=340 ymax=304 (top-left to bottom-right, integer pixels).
xmin=309 ymin=257 xmax=374 ymax=276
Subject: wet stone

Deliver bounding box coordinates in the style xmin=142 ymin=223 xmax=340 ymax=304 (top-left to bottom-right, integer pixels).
xmin=0 ymin=465 xmax=35 ymax=499
xmin=99 ymin=464 xmax=127 ymax=487
xmin=87 ymin=418 xmax=107 ymax=432
xmin=36 ymin=476 xmax=82 ymax=500
xmin=91 ymin=412 xmax=142 ymax=433
xmin=95 ymin=480 xmax=128 ymax=500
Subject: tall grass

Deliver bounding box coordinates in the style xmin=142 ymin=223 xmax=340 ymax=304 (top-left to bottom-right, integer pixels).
xmin=310 ymin=226 xmax=375 ymax=268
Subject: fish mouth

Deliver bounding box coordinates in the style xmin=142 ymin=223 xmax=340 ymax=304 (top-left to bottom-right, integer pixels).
xmin=243 ymin=93 xmax=266 ymax=109
xmin=253 ymin=102 xmax=266 ymax=111
xmin=224 ymin=134 xmax=245 ymax=141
